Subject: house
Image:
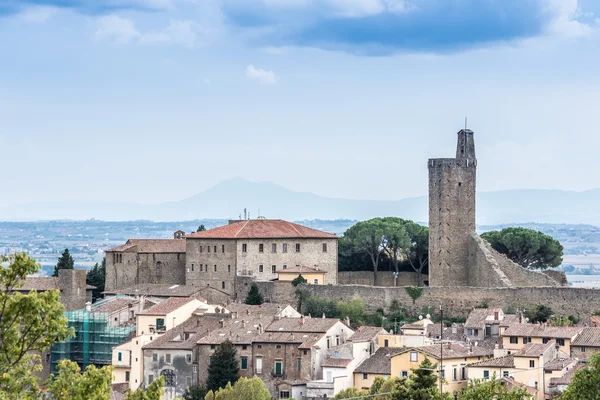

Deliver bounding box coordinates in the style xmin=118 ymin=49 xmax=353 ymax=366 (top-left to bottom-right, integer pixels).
xmin=353 ymin=347 xmax=404 ymax=390
xmin=501 ymin=324 xmax=582 ymax=354
xmin=136 ymin=297 xmax=207 ymax=336
xmin=577 ymin=315 xmax=600 ymax=328
xmin=570 ymin=327 xmax=600 ymax=361
xmin=464 ymin=308 xmax=504 ymax=340
xmin=184 ymin=219 xmax=339 ymax=297
xmin=400 ymin=317 xmax=434 ymax=336
xmin=277 ymin=266 xmax=327 ymax=285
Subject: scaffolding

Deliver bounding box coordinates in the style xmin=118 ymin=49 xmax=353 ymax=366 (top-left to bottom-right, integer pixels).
xmin=50 ymin=309 xmax=136 ymax=373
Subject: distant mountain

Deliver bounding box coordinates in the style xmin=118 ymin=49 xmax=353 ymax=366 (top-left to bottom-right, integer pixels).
xmin=1 ymin=177 xmax=600 ymax=225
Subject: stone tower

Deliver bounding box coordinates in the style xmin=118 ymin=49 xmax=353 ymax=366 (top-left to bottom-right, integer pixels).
xmin=428 ymin=129 xmax=477 ymax=287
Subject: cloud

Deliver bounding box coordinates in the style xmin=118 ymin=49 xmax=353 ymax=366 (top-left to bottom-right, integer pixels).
xmin=0 ymin=0 xmax=173 ymax=16
xmin=220 ymin=0 xmax=598 ymax=55
xmin=246 ymin=65 xmax=278 ymax=84
xmin=94 ymin=16 xmax=200 ymax=47
xmin=17 ymin=5 xmax=58 ymax=22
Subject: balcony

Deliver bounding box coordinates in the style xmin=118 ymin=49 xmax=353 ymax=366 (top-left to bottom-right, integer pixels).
xmin=149 ymin=325 xmax=166 ymax=334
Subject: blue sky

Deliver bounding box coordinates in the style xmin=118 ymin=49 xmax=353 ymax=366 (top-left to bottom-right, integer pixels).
xmin=1 ymin=0 xmax=600 ymax=206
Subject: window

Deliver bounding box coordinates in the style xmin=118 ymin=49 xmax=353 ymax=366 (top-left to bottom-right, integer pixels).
xmin=200 ymin=264 xmax=203 ymax=272
xmin=259 ymin=265 xmax=264 ymax=273
xmin=187 ymin=354 xmax=192 ymax=363
xmin=125 ymin=371 xmax=130 ymax=382
xmin=228 ymin=265 xmax=231 ymax=273
xmin=461 ymin=367 xmax=466 ymax=380
xmin=156 ymin=318 xmax=165 ymax=331
xmin=166 ymin=354 xmax=171 ymax=363
xmin=272 ymin=243 xmax=277 ymax=253
xmin=483 ymin=370 xmax=489 ymax=379
xmin=259 ymin=244 xmax=264 ymax=253
xmin=211 ymin=345 xmax=216 ymax=350
xmin=557 ymin=338 xmax=565 ymax=346
xmin=362 ymin=373 xmax=368 ymax=380
xmin=193 ymin=365 xmax=198 ymax=373
xmin=148 ymin=374 xmax=154 ymax=384
xmin=510 ymin=336 xmax=518 ymax=344
xmin=242 ymin=345 xmax=248 ymax=350
xmin=276 ymin=345 xmax=282 ymax=349
xmin=152 ymin=353 xmax=158 ymax=362
xmin=274 ymin=361 xmax=283 ymax=376
xmin=485 ymin=326 xmax=491 ymax=336
xmin=440 ymin=369 xmax=445 ymax=379
xmin=155 ymin=262 xmax=162 ymax=276
xmin=327 ymin=338 xmax=330 ymax=348
xmin=297 ymin=358 xmax=301 ymax=372
xmin=295 ymin=243 xmax=301 ymax=252
xmin=222 ymin=281 xmax=226 ymax=289
xmin=326 ymin=371 xmax=332 ymax=382
xmin=200 ymin=245 xmax=203 ymax=252
xmin=303 ymin=350 xmax=307 ymax=355
xmin=453 ymin=368 xmax=457 ymax=381
xmin=241 ymin=357 xmax=248 ymax=370
xmin=272 ymin=265 xmax=276 ymax=273
xmin=543 ymin=338 xmax=549 ymax=344
xmin=222 ymin=245 xmax=225 ymax=253
xmin=581 ymin=347 xmax=586 ymax=352
xmin=214 ymin=265 xmax=217 ymax=272
xmin=118 ymin=352 xmax=122 ymax=362
xmin=283 ymin=264 xmax=287 ymax=270
xmin=314 ymin=279 xmax=319 ymax=284
xmin=529 ymin=360 xmax=535 ymax=368
xmin=256 ymin=357 xmax=263 ymax=374
xmin=208 ymin=246 xmax=210 ymax=253
xmin=474 ymin=329 xmax=479 ymax=336
xmin=214 ymin=246 xmax=217 ymax=253
xmin=523 ymin=337 xmax=531 ymax=344
xmin=280 ymin=391 xmax=290 ymax=399
xmin=410 ymin=352 xmax=418 ymax=362
xmin=467 ymin=329 xmax=473 ymax=335
xmin=503 ymin=371 xmax=509 ymax=377
xmin=161 ymin=369 xmax=175 ymax=387
xmin=242 ymin=244 xmax=247 ymax=252
xmin=384 ymin=339 xmax=389 ymax=347
xmin=322 ymin=243 xmax=327 ymax=252
xmin=191 ymin=264 xmax=194 ymax=272
xmin=401 ymin=370 xmax=409 ymax=378
xmin=283 ymin=243 xmax=288 ymax=253
xmin=336 ymin=336 xmax=340 ymax=346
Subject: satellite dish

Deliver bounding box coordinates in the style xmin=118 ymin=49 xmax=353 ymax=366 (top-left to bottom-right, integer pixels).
xmin=418 ymin=315 xmax=423 ymax=320
xmin=525 ymin=318 xmax=530 ymax=322
xmin=426 ymin=314 xmax=431 ymax=319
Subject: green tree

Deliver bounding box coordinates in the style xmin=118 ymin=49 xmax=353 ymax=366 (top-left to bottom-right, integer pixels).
xmin=381 ymin=218 xmax=410 ymax=276
xmin=304 ymin=296 xmax=338 ymax=318
xmin=526 ymin=304 xmax=554 ymax=323
xmin=45 ymin=360 xmax=113 ymax=400
xmin=405 ymin=286 xmax=424 ymax=304
xmin=550 ymin=315 xmax=573 ymax=327
xmin=207 ymin=340 xmax=239 ymax=391
xmin=409 ymin=358 xmax=438 ymax=391
xmin=561 ymin=352 xmax=600 ymax=400
xmin=197 ymin=224 xmax=206 ymax=232
xmin=481 ymin=227 xmax=563 ymax=270
xmin=183 ymin=385 xmax=207 ymax=400
xmin=403 ymin=221 xmax=429 ymax=287
xmin=291 ymin=274 xmax=308 ymax=287
xmin=126 ymin=375 xmax=166 ymax=400
xmin=370 ymin=376 xmax=385 ymax=395
xmin=336 ymin=297 xmax=365 ymax=326
xmin=86 ymin=257 xmax=106 ymax=302
xmin=206 ymin=377 xmax=270 ymax=400
xmin=52 ymin=248 xmax=75 ymax=277
xmin=334 ymin=387 xmax=369 ymax=400
xmin=342 ymin=219 xmax=386 ymax=284
xmin=244 ymin=283 xmax=264 ymax=305
xmin=0 ymin=252 xmax=73 ymax=397
xmin=460 ymin=374 xmax=530 ymax=400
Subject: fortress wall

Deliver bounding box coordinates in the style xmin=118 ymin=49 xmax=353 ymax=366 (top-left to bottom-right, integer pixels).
xmin=338 ymin=271 xmax=420 ymax=287
xmin=467 ymin=234 xmax=562 ymax=287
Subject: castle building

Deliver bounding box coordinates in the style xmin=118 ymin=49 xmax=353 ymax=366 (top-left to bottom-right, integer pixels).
xmin=184 ymin=219 xmax=338 ymax=296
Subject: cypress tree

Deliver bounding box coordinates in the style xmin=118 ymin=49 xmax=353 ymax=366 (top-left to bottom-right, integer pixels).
xmin=244 ymin=283 xmax=264 ymax=305
xmin=52 ymin=248 xmax=74 ymax=277
xmin=206 ymin=340 xmax=239 ymax=391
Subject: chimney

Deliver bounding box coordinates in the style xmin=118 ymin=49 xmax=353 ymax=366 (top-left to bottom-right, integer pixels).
xmin=308 ymin=314 xmax=312 ymax=319
xmin=247 ymin=309 xmax=250 ymax=315
xmin=197 ymin=319 xmax=201 ymax=327
xmin=452 ymin=323 xmax=457 ymax=334
xmin=242 ymin=320 xmax=246 ymax=328
xmin=345 ymin=316 xmax=350 ymax=327
xmin=85 ymin=301 xmax=92 ymax=312
xmin=219 ymin=319 xmax=224 ymax=328
xmin=322 ymin=313 xmax=326 ymax=319
xmin=468 ymin=343 xmax=473 ymax=354
xmin=301 ymin=316 xmax=305 ymax=326
xmin=259 ymin=323 xmax=264 ymax=334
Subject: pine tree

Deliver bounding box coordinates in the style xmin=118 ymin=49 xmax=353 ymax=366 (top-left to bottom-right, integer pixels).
xmin=52 ymin=248 xmax=74 ymax=277
xmin=206 ymin=340 xmax=239 ymax=391
xmin=86 ymin=257 xmax=106 ymax=302
xmin=244 ymin=283 xmax=264 ymax=305
xmin=197 ymin=225 xmax=206 ymax=232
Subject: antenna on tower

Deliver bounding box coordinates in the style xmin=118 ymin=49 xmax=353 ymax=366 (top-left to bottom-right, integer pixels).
xmin=244 ymin=208 xmax=247 ymax=220
xmin=465 ymin=117 xmax=468 ymax=130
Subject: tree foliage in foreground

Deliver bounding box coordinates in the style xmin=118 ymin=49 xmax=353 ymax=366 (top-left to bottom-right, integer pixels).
xmin=45 ymin=360 xmax=113 ymax=400
xmin=561 ymin=352 xmax=600 ymax=400
xmin=461 ymin=374 xmax=531 ymax=400
xmin=204 ymin=377 xmax=270 ymax=400
xmin=126 ymin=375 xmax=165 ymax=400
xmin=481 ymin=227 xmax=563 ymax=270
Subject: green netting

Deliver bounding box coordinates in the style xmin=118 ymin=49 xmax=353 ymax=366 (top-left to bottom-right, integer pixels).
xmin=50 ymin=308 xmax=136 ymax=373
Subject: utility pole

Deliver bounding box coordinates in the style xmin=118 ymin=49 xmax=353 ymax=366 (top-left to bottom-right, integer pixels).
xmin=439 ymin=304 xmax=443 ymax=399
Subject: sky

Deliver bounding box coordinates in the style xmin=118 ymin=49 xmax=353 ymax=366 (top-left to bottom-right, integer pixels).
xmin=1 ymin=0 xmax=600 ymax=206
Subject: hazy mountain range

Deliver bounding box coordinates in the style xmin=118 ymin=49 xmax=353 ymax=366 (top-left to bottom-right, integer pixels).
xmin=2 ymin=177 xmax=600 ymax=225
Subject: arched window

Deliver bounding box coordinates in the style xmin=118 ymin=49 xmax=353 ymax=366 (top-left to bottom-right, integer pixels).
xmin=156 ymin=262 xmax=162 ymax=276
xmin=161 ymin=369 xmax=176 ymax=387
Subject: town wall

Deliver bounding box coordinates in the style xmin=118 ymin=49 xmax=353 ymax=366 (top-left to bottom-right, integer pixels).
xmin=338 ymin=271 xmax=421 ymax=286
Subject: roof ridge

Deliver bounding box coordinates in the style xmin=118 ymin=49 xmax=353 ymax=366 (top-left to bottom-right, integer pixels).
xmin=235 ymin=220 xmax=251 ymax=238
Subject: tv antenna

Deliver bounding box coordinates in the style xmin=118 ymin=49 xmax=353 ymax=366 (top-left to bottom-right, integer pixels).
xmin=464 ymin=117 xmax=467 ymax=130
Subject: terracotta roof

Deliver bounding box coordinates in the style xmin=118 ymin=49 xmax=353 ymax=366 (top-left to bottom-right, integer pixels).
xmin=322 ymin=358 xmax=353 ymax=368
xmin=500 ymin=314 xmax=523 ymax=328
xmin=468 ymin=355 xmax=515 ymax=368
xmin=544 ymin=353 xmax=573 ymax=371
xmin=265 ymin=317 xmax=341 ymax=333
xmin=415 ymin=342 xmax=493 ymax=359
xmin=572 ymin=327 xmax=600 ymax=347
xmin=503 ymin=324 xmax=582 ymax=339
xmin=278 ymin=266 xmax=327 ymax=274
xmin=186 ymin=219 xmax=337 ymax=239
xmin=402 ymin=322 xmax=426 ymax=330
xmin=579 ymin=315 xmax=600 ymax=327
xmin=349 ymin=326 xmax=386 ymax=343
xmin=138 ymin=297 xmax=197 ymax=315
xmin=465 ymin=308 xmax=503 ymax=328
xmin=92 ymin=298 xmax=134 ymax=314
xmin=196 ymin=314 xmax=278 ymax=345
xmin=515 ymin=342 xmax=555 ymax=357
xmin=225 ymin=303 xmax=296 ymax=317
xmin=19 ymin=277 xmax=95 ymax=292
xmin=106 ymin=239 xmax=185 ymax=253
xmin=144 ymin=316 xmax=224 ymax=350
xmin=354 ymin=347 xmax=403 ymax=374
xmin=104 ymin=284 xmax=203 ymax=297
xmin=549 ymin=363 xmax=584 ymax=386
xmin=426 ymin=324 xmax=466 ymax=341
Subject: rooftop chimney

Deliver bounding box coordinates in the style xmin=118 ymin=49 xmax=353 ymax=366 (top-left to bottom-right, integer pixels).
xmin=322 ymin=313 xmax=326 ymax=319
xmin=301 ymin=316 xmax=305 ymax=326
xmin=85 ymin=301 xmax=92 ymax=312
xmin=242 ymin=320 xmax=246 ymax=328
xmin=219 ymin=319 xmax=224 ymax=328
xmin=452 ymin=323 xmax=457 ymax=334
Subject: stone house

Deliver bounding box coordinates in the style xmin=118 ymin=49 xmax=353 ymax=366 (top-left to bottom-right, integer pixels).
xmin=184 ymin=219 xmax=338 ymax=297
xmin=570 ymin=327 xmax=600 ymax=361
xmin=464 ymin=308 xmax=504 ymax=340
xmin=353 ymin=347 xmax=403 ymax=390
xmin=105 ymin=237 xmax=186 ymax=292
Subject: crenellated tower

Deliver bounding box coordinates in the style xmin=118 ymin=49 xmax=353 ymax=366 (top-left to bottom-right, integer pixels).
xmin=428 ymin=129 xmax=477 ymax=287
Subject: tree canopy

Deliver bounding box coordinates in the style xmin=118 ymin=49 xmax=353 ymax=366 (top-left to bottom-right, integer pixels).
xmin=206 ymin=340 xmax=239 ymax=391
xmin=205 ymin=377 xmax=270 ymax=400
xmin=561 ymin=352 xmax=600 ymax=400
xmin=291 ymin=274 xmax=307 ymax=287
xmin=86 ymin=257 xmax=106 ymax=302
xmin=197 ymin=225 xmax=206 ymax=232
xmin=45 ymin=360 xmax=113 ymax=400
xmin=244 ymin=283 xmax=264 ymax=305
xmin=481 ymin=227 xmax=563 ymax=270
xmin=460 ymin=374 xmax=530 ymax=399
xmin=52 ymin=248 xmax=75 ymax=277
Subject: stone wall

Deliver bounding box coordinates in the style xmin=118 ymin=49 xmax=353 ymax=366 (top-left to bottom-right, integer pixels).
xmin=57 ymin=269 xmax=87 ymax=311
xmin=235 ymin=276 xmax=297 ymax=305
xmin=468 ymin=234 xmax=564 ymax=287
xmin=105 ymin=251 xmax=186 ymax=291
xmin=338 ymin=271 xmax=421 ymax=286
xmin=185 ymin=238 xmax=237 ymax=295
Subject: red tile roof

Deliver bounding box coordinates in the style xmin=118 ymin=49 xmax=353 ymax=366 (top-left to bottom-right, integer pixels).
xmin=186 ymin=219 xmax=337 ymax=239
xmin=572 ymin=327 xmax=600 ymax=347
xmin=138 ymin=297 xmax=197 ymax=315
xmin=503 ymin=324 xmax=582 ymax=339
xmin=515 ymin=341 xmax=555 ymax=357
